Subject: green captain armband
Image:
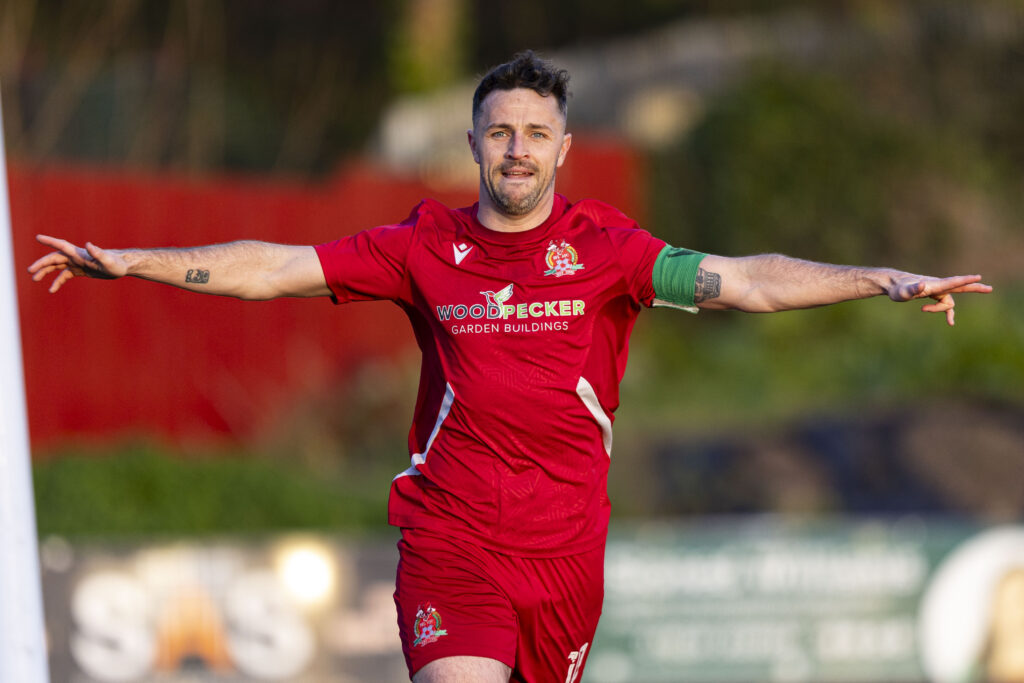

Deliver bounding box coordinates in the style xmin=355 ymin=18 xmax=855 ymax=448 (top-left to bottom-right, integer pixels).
xmin=651 ymin=245 xmax=708 ymax=313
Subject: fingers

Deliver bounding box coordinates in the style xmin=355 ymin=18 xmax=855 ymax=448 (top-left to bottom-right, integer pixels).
xmin=950 ymin=283 xmax=994 ymax=294
xmin=921 ymin=293 xmax=956 ymax=326
xmin=29 ymin=235 xmax=126 ymax=291
xmin=34 ymin=233 xmax=62 ymax=250
xmin=916 ymin=275 xmax=992 ymax=327
xmin=892 ymin=274 xmax=992 ymax=305
xmin=30 ymin=263 xmax=66 ymax=283
xmin=33 ymin=234 xmax=109 ymax=269
xmin=28 ymin=259 xmax=75 ymax=293
xmin=29 ymin=236 xmax=83 ymax=272
xmin=34 ymin=234 xmax=82 ymax=259
xmin=27 ymin=244 xmax=75 ymax=292
xmin=49 ymin=268 xmax=75 ymax=294
xmin=28 ymin=252 xmax=70 ymax=277
xmin=29 ymin=234 xmax=93 ymax=292
xmin=919 ymin=274 xmax=993 ymax=297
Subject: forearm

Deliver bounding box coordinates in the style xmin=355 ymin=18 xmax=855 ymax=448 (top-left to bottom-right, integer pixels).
xmin=120 ymin=241 xmax=326 ymax=300
xmin=703 ymin=253 xmax=902 ymax=312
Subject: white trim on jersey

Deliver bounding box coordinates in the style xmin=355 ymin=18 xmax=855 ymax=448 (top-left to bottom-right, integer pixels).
xmin=394 ymin=382 xmax=455 ymax=480
xmin=576 ymin=376 xmax=612 ymax=457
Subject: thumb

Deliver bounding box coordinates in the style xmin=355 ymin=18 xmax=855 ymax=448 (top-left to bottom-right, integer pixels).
xmin=891 ymin=279 xmax=924 ymax=302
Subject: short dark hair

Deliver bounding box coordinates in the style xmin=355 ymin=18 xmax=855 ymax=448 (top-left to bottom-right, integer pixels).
xmin=472 ymin=50 xmax=571 ymax=125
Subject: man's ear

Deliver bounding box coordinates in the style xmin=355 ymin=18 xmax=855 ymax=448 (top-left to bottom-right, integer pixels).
xmin=556 ymin=132 xmax=573 ymax=168
xmin=467 ymin=129 xmax=480 ymax=164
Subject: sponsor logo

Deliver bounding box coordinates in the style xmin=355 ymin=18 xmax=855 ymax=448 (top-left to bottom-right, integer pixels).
xmin=453 ymin=242 xmax=473 ymax=265
xmin=412 ymin=604 xmax=448 ymax=647
xmin=434 ymin=284 xmax=585 ymax=335
xmin=480 ymin=283 xmax=515 ymax=310
xmin=544 ymin=240 xmax=584 ymax=277
xmin=62 ymin=542 xmax=332 ymax=681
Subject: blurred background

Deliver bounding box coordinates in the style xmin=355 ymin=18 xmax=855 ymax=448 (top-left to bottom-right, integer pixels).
xmin=4 ymin=0 xmax=1023 ymax=681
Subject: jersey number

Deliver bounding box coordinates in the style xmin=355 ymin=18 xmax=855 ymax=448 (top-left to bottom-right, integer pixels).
xmin=564 ymin=642 xmax=589 ymax=683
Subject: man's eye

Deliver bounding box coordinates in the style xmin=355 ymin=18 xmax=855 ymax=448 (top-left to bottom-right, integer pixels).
xmin=491 ymin=131 xmax=508 ymax=138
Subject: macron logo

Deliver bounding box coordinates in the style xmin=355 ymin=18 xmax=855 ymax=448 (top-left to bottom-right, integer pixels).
xmin=453 ymin=242 xmax=473 ymax=265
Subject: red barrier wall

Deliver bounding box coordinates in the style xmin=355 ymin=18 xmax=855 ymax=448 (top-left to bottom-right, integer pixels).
xmin=10 ymin=138 xmax=644 ymax=450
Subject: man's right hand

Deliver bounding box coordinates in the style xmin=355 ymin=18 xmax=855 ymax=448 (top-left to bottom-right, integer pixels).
xmin=28 ymin=235 xmax=129 ymax=293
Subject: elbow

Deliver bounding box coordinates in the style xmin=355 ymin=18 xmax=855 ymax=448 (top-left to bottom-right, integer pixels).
xmin=229 ymin=283 xmax=278 ymax=301
xmin=237 ymin=273 xmax=293 ymax=300
xmin=714 ymin=285 xmax=782 ymax=313
xmin=743 ymin=294 xmax=787 ymax=313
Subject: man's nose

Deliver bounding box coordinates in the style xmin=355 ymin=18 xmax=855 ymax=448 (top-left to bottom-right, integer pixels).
xmin=505 ymin=133 xmax=527 ymax=159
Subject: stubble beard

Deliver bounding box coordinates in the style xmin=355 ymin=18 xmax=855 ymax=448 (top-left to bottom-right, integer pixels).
xmin=483 ymin=164 xmax=553 ymax=217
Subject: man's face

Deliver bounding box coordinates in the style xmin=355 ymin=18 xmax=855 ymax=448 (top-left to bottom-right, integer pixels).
xmin=469 ymin=88 xmax=572 ymax=219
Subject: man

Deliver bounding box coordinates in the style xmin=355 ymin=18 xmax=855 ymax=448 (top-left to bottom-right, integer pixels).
xmin=29 ymin=51 xmax=991 ymax=682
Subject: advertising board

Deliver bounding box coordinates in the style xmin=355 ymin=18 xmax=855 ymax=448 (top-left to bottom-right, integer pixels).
xmin=40 ymin=520 xmax=1024 ymax=682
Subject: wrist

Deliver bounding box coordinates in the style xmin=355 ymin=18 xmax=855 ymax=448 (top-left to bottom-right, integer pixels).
xmin=116 ymin=249 xmax=142 ymax=277
xmin=862 ymin=268 xmax=900 ymax=298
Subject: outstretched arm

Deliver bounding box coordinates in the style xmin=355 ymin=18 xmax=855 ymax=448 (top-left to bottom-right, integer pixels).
xmin=695 ymin=253 xmax=992 ymax=326
xmin=28 ymin=235 xmax=331 ymax=300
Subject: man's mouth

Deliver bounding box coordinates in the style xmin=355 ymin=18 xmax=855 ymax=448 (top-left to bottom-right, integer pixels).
xmin=501 ymin=166 xmax=535 ymax=179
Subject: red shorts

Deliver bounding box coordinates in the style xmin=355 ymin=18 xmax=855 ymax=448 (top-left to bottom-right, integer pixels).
xmin=394 ymin=528 xmax=604 ymax=682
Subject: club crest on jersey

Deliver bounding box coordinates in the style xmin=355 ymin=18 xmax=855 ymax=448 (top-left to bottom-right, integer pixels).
xmin=544 ymin=240 xmax=584 ymax=277
xmin=412 ymin=604 xmax=448 ymax=647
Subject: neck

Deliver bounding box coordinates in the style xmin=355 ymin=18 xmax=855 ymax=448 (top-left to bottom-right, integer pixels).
xmin=475 ymin=188 xmax=556 ymax=233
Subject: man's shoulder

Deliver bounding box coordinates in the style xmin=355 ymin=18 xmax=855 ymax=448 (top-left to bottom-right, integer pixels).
xmin=561 ymin=196 xmax=638 ymax=231
xmin=559 ymin=197 xmax=666 ymax=265
xmin=411 ymin=198 xmax=474 ymax=220
xmin=399 ymin=198 xmax=475 ymax=236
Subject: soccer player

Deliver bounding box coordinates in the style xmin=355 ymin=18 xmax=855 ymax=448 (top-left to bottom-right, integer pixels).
xmin=29 ymin=51 xmax=991 ymax=683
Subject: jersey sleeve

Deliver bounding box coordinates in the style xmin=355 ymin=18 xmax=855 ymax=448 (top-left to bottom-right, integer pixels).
xmin=605 ymin=225 xmax=668 ymax=308
xmin=314 ymin=221 xmax=414 ymax=304
xmin=606 ymin=223 xmax=707 ymax=311
xmin=576 ymin=199 xmax=669 ymax=308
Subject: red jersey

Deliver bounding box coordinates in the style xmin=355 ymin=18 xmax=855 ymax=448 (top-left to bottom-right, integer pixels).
xmin=315 ymin=194 xmax=666 ymax=557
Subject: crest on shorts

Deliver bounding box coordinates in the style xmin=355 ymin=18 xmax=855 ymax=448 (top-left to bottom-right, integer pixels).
xmin=412 ymin=603 xmax=448 ymax=647
xmin=543 ymin=240 xmax=584 ymax=277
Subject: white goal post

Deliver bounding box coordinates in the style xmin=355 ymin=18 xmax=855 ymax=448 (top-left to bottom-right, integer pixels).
xmin=0 ymin=87 xmax=50 ymax=682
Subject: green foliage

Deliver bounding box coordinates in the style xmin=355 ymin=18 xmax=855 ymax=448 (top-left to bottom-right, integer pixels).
xmin=608 ymin=286 xmax=1024 ymax=519
xmin=33 ymin=445 xmax=386 ymax=538
xmin=471 ymin=0 xmax=827 ymax=67
xmin=388 ymin=0 xmax=471 ymax=94
xmin=651 ymin=66 xmax=996 ymax=273
xmin=618 ymin=286 xmax=1024 ymax=438
xmin=6 ymin=1 xmax=403 ymax=174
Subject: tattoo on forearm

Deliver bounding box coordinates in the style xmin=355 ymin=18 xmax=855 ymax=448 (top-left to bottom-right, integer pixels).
xmin=694 ymin=268 xmax=721 ymax=303
xmin=185 ymin=269 xmax=210 ymax=284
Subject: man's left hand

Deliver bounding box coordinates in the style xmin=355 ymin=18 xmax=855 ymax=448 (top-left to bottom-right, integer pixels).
xmin=887 ymin=274 xmax=993 ymax=326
